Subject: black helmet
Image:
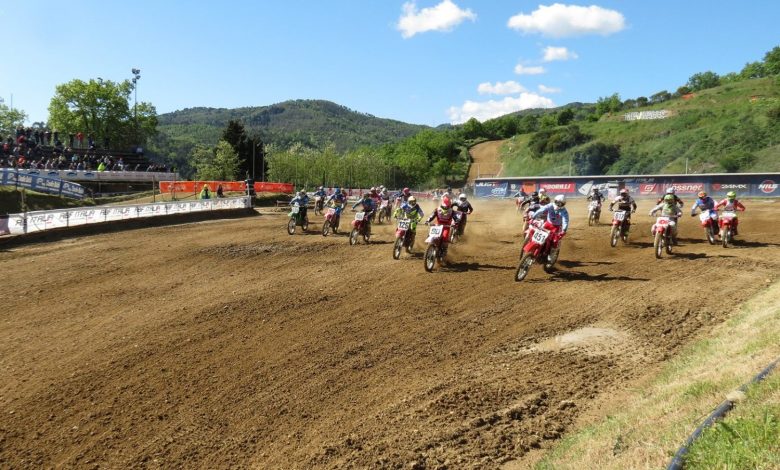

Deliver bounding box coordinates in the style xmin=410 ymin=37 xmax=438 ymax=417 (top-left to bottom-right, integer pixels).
xmin=531 ymin=191 xmax=539 ymax=198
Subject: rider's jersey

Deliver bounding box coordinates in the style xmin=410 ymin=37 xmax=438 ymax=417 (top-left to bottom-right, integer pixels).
xmin=290 ymin=195 xmax=309 ymax=207
xmin=380 ymin=190 xmax=390 ymax=201
xmin=714 ymin=198 xmax=746 ymax=212
xmin=656 ymin=194 xmax=684 ymax=207
xmin=394 ymin=203 xmax=424 ymax=226
xmin=691 ymin=196 xmax=716 ymax=214
xmin=352 ymin=198 xmax=376 ymax=213
xmin=314 ymin=189 xmax=327 ymax=198
xmin=610 ymin=195 xmax=637 ymax=213
xmin=520 ymin=195 xmax=540 ymax=210
xmin=426 ymin=207 xmax=455 ymax=225
xmin=454 ymin=200 xmax=473 ymax=214
xmin=533 ymin=203 xmax=570 ymax=232
xmin=588 ymin=192 xmax=605 ymax=203
xmin=649 ymin=202 xmax=682 ymax=218
xmin=327 ymin=192 xmax=346 ymax=205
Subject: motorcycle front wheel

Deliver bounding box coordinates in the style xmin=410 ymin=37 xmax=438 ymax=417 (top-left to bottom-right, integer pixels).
xmin=515 ymin=252 xmax=534 ymax=282
xmin=322 ymin=220 xmax=331 ymax=237
xmin=706 ymin=225 xmax=716 ymax=245
xmin=393 ymin=238 xmax=403 ymax=260
xmin=424 ymin=245 xmax=437 ymax=272
xmin=610 ymin=225 xmax=620 ymax=247
xmin=287 ymin=218 xmax=296 ymax=235
xmin=588 ymin=212 xmax=595 ymax=226
xmin=654 ymin=231 xmax=664 ymax=259
xmin=349 ymin=228 xmax=359 ymax=245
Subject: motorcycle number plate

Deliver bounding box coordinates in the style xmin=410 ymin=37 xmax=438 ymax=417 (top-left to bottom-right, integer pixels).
xmin=429 ymin=225 xmax=443 ymax=238
xmin=355 ymin=212 xmax=365 ymax=221
xmin=291 ymin=206 xmax=300 ymax=214
xmin=699 ymin=213 xmax=710 ymax=222
xmin=656 ymin=217 xmax=670 ymax=226
xmin=532 ymin=229 xmax=549 ymax=244
xmin=613 ymin=211 xmax=626 ymax=221
xmin=327 ymin=208 xmax=336 ymax=216
xmin=721 ymin=211 xmax=737 ymax=218
xmin=398 ymin=220 xmax=410 ymax=230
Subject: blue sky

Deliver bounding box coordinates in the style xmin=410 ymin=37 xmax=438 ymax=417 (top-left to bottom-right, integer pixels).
xmin=2 ymin=0 xmax=778 ymax=127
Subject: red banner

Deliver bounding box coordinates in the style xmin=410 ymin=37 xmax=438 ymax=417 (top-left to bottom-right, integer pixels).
xmin=540 ymin=182 xmax=575 ymax=193
xmin=663 ymin=183 xmax=704 ymax=194
xmin=159 ymin=181 xmax=294 ymax=194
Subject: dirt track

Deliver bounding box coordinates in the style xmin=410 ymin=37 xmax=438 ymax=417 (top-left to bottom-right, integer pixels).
xmin=467 ymin=140 xmax=506 ymax=183
xmin=1 ymin=199 xmax=778 ymax=468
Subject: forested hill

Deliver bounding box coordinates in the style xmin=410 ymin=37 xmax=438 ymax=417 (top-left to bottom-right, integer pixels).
xmin=149 ymin=100 xmax=430 ymax=169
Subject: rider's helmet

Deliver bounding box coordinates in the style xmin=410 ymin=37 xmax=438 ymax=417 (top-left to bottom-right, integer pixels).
xmin=408 ymin=196 xmax=417 ymax=207
xmin=298 ymin=190 xmax=306 ymax=197
xmin=402 ymin=187 xmax=411 ymax=196
xmin=540 ymin=195 xmax=551 ymax=204
xmin=726 ymin=191 xmax=737 ymax=201
xmin=619 ymin=188 xmax=629 ymax=198
xmin=539 ymin=187 xmax=547 ymax=195
xmin=554 ymin=194 xmax=566 ymax=208
xmin=363 ymin=192 xmax=371 ymax=200
xmin=334 ymin=186 xmax=340 ymax=194
xmin=441 ymin=196 xmax=452 ymax=209
xmin=666 ymin=187 xmax=676 ymax=195
xmin=531 ymin=191 xmax=539 ymax=198
xmin=593 ymin=188 xmax=601 ymax=194
xmin=458 ymin=193 xmax=467 ymax=202
xmin=663 ymin=194 xmax=675 ymax=203
xmin=318 ymin=186 xmax=324 ymax=191
xmin=698 ymin=191 xmax=707 ymax=198
xmin=370 ymin=187 xmax=376 ymax=192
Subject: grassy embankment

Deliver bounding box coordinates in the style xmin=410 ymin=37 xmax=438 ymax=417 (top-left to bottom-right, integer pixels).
xmin=533 ymin=280 xmax=780 ymax=469
xmin=501 ymin=77 xmax=780 ymax=176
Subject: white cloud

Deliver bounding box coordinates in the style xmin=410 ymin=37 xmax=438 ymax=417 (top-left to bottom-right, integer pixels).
xmin=543 ymin=46 xmax=578 ymax=62
xmin=514 ymin=64 xmax=546 ymax=75
xmin=477 ymin=80 xmax=526 ymax=95
xmin=447 ymin=94 xmax=555 ymax=124
xmin=538 ymin=84 xmax=562 ymax=94
xmin=397 ymin=0 xmax=477 ymax=39
xmin=508 ymin=3 xmax=625 ymax=38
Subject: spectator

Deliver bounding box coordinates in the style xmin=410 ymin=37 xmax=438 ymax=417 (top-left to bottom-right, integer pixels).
xmin=68 ymin=133 xmax=74 ymax=148
xmin=97 ymin=161 xmax=106 ymax=172
xmin=216 ymin=184 xmax=224 ymax=198
xmin=76 ymin=131 xmax=83 ymax=148
xmin=199 ymin=184 xmax=211 ymax=199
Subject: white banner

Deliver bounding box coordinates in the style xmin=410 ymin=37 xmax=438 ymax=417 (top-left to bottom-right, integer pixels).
xmin=3 ymin=196 xmax=252 ymax=236
xmin=12 ymin=169 xmax=179 ymax=182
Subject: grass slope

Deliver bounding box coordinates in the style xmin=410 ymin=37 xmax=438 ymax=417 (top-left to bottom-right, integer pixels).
xmin=503 ymin=77 xmax=780 ymax=176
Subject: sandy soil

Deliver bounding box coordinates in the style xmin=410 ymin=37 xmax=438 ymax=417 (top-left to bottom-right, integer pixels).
xmin=1 ymin=198 xmax=778 ymax=469
xmin=467 ymin=140 xmax=506 ymax=183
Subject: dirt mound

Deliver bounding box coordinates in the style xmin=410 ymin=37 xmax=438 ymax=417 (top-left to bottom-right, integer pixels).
xmin=1 ymin=200 xmax=778 ymax=468
xmin=467 ymin=140 xmax=506 ymax=183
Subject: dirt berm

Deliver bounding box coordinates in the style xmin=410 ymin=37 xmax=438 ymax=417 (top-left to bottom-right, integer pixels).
xmin=1 ymin=199 xmax=778 ymax=468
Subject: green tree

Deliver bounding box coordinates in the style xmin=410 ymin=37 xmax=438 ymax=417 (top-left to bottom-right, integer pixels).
xmin=636 ymin=96 xmax=649 ymax=107
xmin=595 ymin=93 xmax=622 ymax=116
xmin=572 ymin=143 xmax=621 ymax=175
xmin=0 ymin=103 xmax=27 ymax=137
xmin=650 ymin=90 xmax=671 ymax=104
xmin=763 ymin=45 xmax=780 ymax=75
xmin=687 ymin=71 xmax=720 ymax=91
xmin=461 ymin=117 xmax=484 ymax=140
xmin=676 ymin=86 xmax=692 ymax=96
xmin=47 ymin=78 xmax=157 ymax=150
xmin=740 ymin=61 xmax=766 ymax=79
xmin=557 ymin=108 xmax=575 ymax=126
xmin=221 ymin=120 xmax=256 ymax=178
xmin=192 ymin=140 xmax=240 ymax=180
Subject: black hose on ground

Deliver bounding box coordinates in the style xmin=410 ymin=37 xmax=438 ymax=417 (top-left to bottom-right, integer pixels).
xmin=666 ymin=357 xmax=779 ymax=470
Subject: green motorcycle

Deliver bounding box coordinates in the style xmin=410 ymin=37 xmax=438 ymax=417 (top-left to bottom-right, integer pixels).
xmin=287 ymin=204 xmax=309 ymax=235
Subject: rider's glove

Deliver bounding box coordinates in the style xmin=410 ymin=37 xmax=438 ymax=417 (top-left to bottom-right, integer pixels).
xmin=690 ymin=213 xmax=695 ymax=217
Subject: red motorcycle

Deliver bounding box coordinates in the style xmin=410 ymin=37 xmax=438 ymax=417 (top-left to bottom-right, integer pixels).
xmin=696 ymin=209 xmax=718 ymax=245
xmin=349 ymin=211 xmax=372 ymax=245
xmin=423 ymin=223 xmax=451 ymax=272
xmin=321 ymin=206 xmax=341 ymax=237
xmin=651 ymin=216 xmax=675 ymax=258
xmin=377 ymin=199 xmax=392 ymax=224
xmin=609 ymin=210 xmax=630 ymax=247
xmin=392 ymin=218 xmax=415 ymax=259
xmin=718 ymin=210 xmax=738 ymax=248
xmin=515 ymin=220 xmax=564 ymax=281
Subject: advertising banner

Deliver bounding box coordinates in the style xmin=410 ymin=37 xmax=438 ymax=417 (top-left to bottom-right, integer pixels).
xmin=159 ymin=181 xmax=295 ymax=194
xmin=14 ymin=168 xmax=177 ymax=182
xmin=3 ymin=196 xmax=252 ymax=236
xmin=539 ymin=181 xmax=576 ymax=193
xmin=475 ymin=180 xmax=509 ymax=198
xmin=0 ymin=169 xmax=85 ymax=199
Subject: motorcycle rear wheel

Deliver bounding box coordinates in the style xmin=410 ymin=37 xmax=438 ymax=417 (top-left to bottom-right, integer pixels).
xmin=610 ymin=225 xmax=620 ymax=247
xmin=362 ymin=228 xmax=370 ymax=243
xmin=349 ymin=228 xmax=359 ymax=245
xmin=322 ymin=220 xmax=331 ymax=237
xmin=706 ymin=225 xmax=716 ymax=245
xmin=393 ymin=238 xmax=403 ymax=260
xmin=515 ymin=252 xmax=534 ymax=282
xmin=665 ymin=234 xmax=673 ymax=254
xmin=721 ymin=228 xmax=731 ymax=248
xmin=543 ymin=248 xmax=558 ymax=273
xmin=424 ymin=245 xmax=437 ymax=272
xmin=654 ymin=231 xmax=663 ymax=259
xmin=287 ymin=218 xmax=296 ymax=235
xmin=302 ymin=219 xmax=309 ymax=232
xmin=588 ymin=212 xmax=595 ymax=226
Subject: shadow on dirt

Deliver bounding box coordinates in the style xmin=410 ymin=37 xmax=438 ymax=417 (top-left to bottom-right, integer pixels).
xmin=731 ymin=239 xmax=780 ymax=248
xmin=673 ymin=252 xmax=708 ymax=260
xmin=443 ymin=262 xmax=515 ymax=272
xmin=529 ymin=270 xmax=650 ymax=282
xmin=558 ymin=260 xmax=615 ymax=268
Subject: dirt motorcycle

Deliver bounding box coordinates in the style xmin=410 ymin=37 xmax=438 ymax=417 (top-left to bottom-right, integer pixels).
xmin=588 ymin=200 xmax=602 ymax=226
xmin=423 ymin=223 xmax=451 ymax=272
xmin=287 ymin=204 xmax=309 ymax=235
xmin=349 ymin=211 xmax=372 ymax=245
xmin=321 ymin=205 xmax=341 ymax=237
xmin=449 ymin=211 xmax=465 ymax=243
xmin=718 ymin=210 xmax=738 ymax=248
xmin=392 ymin=218 xmax=415 ymax=259
xmin=515 ymin=219 xmax=564 ymax=282
xmin=377 ymin=199 xmax=392 ymax=224
xmin=651 ymin=216 xmax=676 ymax=258
xmin=695 ymin=209 xmax=719 ymax=245
xmin=313 ymin=195 xmax=325 ymax=215
xmin=609 ymin=210 xmax=630 ymax=247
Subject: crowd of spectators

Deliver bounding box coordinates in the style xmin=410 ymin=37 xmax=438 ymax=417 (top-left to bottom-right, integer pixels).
xmin=1 ymin=126 xmax=170 ymax=172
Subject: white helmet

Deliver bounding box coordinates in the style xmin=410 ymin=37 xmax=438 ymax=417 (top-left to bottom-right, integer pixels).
xmin=458 ymin=193 xmax=467 ymax=202
xmin=554 ymin=194 xmax=566 ymax=208
xmin=539 ymin=187 xmax=547 ymax=194
xmin=666 ymin=187 xmax=675 ymax=195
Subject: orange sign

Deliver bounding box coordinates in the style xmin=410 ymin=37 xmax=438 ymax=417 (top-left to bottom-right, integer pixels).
xmin=159 ymin=181 xmax=294 ymax=194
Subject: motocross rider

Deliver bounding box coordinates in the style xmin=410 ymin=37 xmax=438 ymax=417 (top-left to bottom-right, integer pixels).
xmin=289 ymin=190 xmax=310 ymax=220
xmin=393 ymin=196 xmax=425 ymax=248
xmin=714 ymin=191 xmax=746 ymax=236
xmin=326 ymin=186 xmax=347 ymax=225
xmin=690 ymin=190 xmax=717 ymax=227
xmin=609 ymin=188 xmax=637 ymax=223
xmin=352 ymin=192 xmax=377 ymax=229
xmin=425 ymin=196 xmax=456 ymax=256
xmin=649 ymin=194 xmax=682 ymax=242
xmin=531 ymin=194 xmax=570 ymax=238
xmin=453 ymin=193 xmax=474 ymax=236
xmin=657 ymin=187 xmax=684 ymax=208
xmin=313 ymin=186 xmax=327 ymax=210
xmin=588 ymin=188 xmax=606 ymax=204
